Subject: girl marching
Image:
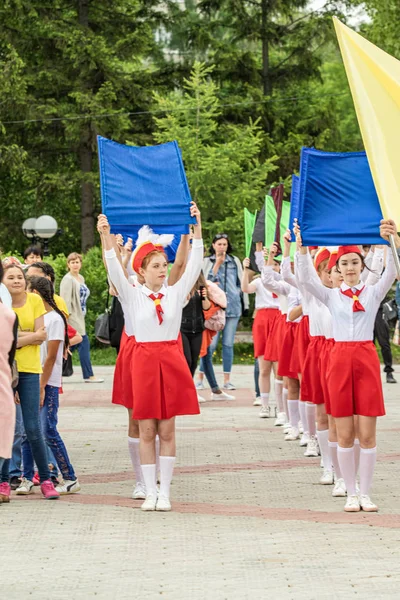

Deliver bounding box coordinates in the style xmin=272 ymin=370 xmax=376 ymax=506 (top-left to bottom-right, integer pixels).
xmin=97 ymin=203 xmax=203 ymax=512
xmin=296 ymin=219 xmax=400 ymax=512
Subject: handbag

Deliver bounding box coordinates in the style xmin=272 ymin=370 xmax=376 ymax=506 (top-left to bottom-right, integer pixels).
xmin=95 ymin=293 xmax=111 ymax=344
xmin=62 ymin=353 xmax=73 ymax=377
xmin=204 ymin=305 xmax=226 ymax=332
xmin=382 ymin=299 xmax=397 ymax=322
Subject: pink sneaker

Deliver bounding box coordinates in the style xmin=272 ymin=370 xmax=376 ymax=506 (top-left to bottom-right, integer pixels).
xmin=40 ymin=479 xmax=60 ymax=500
xmin=0 ymin=482 xmax=11 ymax=503
xmin=32 ymin=472 xmax=40 ymax=486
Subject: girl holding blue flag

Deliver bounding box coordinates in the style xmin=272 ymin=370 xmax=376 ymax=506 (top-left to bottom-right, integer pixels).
xmin=97 ymin=203 xmax=203 ymax=513
xmin=296 ymin=219 xmax=400 ymax=513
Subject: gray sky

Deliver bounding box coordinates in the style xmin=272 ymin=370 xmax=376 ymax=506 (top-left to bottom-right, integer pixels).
xmin=308 ymin=0 xmax=369 ymax=26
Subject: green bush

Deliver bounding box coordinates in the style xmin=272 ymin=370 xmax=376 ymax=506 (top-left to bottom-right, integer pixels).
xmin=2 ymin=247 xmax=109 ymax=346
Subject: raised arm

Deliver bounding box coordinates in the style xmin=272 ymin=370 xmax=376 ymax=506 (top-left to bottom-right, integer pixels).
xmin=261 ymin=265 xmax=290 ymax=296
xmin=97 ymin=215 xmax=136 ymax=305
xmin=295 ymin=223 xmax=333 ymax=307
xmin=171 ymin=203 xmax=204 ymax=300
xmin=364 ymin=247 xmax=384 ymax=286
xmin=241 ymin=258 xmax=257 ymax=294
xmin=373 ymin=220 xmax=400 ymax=302
xmin=169 ymin=234 xmax=191 ymax=286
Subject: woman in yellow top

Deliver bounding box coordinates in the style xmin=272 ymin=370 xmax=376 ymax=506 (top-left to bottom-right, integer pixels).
xmin=0 ymin=263 xmax=60 ymax=500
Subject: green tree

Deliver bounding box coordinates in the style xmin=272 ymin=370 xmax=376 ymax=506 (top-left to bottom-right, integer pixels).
xmin=152 ymin=62 xmax=277 ymax=254
xmin=0 ymin=0 xmax=170 ymax=253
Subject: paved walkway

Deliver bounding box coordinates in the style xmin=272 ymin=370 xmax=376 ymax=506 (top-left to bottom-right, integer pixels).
xmin=2 ymin=365 xmax=400 ymax=600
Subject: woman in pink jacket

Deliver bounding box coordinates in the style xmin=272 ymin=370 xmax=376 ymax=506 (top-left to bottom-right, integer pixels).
xmin=0 ymin=260 xmax=17 ymax=503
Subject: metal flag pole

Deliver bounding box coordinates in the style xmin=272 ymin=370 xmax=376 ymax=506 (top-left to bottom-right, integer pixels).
xmin=389 ymin=234 xmax=400 ymax=278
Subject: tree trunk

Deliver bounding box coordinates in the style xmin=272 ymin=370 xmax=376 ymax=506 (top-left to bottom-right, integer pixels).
xmin=261 ymin=0 xmax=271 ymax=96
xmin=78 ymin=0 xmax=94 ymax=252
xmin=79 ymin=129 xmax=95 ymax=252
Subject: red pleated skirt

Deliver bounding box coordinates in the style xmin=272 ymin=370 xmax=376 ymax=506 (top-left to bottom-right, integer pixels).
xmin=253 ymin=308 xmax=279 ymax=358
xmin=301 ymin=336 xmax=327 ymax=405
xmin=112 ymin=330 xmax=136 ymax=409
xmin=131 ymin=340 xmax=200 ymax=420
xmin=326 ymin=341 xmax=385 ymax=418
xmin=264 ymin=312 xmax=285 ymax=362
xmin=277 ymin=321 xmax=299 ymax=380
xmin=290 ymin=315 xmax=310 ymax=375
xmin=320 ymin=338 xmax=334 ymax=415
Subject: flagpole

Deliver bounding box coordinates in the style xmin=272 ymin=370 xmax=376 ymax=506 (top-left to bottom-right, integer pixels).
xmin=389 ymin=234 xmax=400 ymax=278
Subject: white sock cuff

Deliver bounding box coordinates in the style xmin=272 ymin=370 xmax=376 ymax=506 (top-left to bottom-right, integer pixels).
xmin=360 ymin=446 xmax=377 ymax=454
xmin=337 ymin=446 xmax=354 ymax=453
xmin=159 ymin=456 xmax=176 ymax=463
xmin=354 ymin=438 xmax=360 ymax=445
xmin=328 ymin=441 xmax=338 ymax=448
xmin=275 ymin=380 xmax=283 ymax=385
xmin=288 ymin=399 xmax=299 ymax=403
xmin=260 ymin=393 xmax=269 ymax=398
xmin=128 ymin=436 xmax=140 ymax=444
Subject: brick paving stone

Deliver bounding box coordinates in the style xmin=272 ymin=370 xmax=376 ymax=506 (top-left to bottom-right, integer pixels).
xmin=1 ymin=365 xmax=399 ymax=599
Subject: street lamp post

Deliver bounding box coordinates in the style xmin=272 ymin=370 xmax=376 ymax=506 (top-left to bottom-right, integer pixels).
xmin=22 ymin=215 xmax=60 ymax=256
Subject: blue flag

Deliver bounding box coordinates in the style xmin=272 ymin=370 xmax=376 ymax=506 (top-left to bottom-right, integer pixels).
xmin=288 ymin=175 xmax=300 ymax=241
xmin=97 ymin=136 xmax=196 ymax=228
xmin=298 ymin=147 xmax=385 ymax=246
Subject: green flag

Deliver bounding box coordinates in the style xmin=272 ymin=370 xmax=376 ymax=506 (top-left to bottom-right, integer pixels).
xmin=280 ymin=200 xmax=295 ymax=260
xmin=244 ymin=208 xmax=257 ymax=257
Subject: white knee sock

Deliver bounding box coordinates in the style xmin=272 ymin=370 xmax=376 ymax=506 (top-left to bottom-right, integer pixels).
xmin=298 ymin=401 xmax=308 ymax=434
xmin=275 ymin=380 xmax=284 ymax=413
xmin=261 ymin=393 xmax=269 ymax=409
xmin=287 ymin=399 xmax=300 ymax=430
xmin=156 ymin=435 xmax=160 ymax=476
xmin=328 ymin=441 xmax=342 ymax=479
xmin=141 ymin=464 xmax=157 ymax=496
xmin=317 ymin=429 xmax=331 ymax=471
xmin=337 ymin=446 xmax=356 ymax=496
xmin=359 ymin=447 xmax=377 ymax=496
xmin=283 ymin=388 xmax=289 ymax=419
xmin=128 ymin=437 xmax=144 ymax=485
xmin=159 ymin=456 xmax=176 ymax=499
xmin=354 ymin=438 xmax=361 ymax=475
xmin=305 ymin=403 xmax=316 ymax=437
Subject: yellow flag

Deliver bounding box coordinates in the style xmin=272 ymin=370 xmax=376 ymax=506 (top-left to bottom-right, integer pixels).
xmin=333 ymin=17 xmax=400 ymax=224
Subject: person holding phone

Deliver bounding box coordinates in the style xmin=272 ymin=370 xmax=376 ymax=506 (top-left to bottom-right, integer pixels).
xmin=196 ymin=233 xmax=248 ymax=393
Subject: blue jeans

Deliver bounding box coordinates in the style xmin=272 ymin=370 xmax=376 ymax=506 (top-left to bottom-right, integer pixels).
xmin=1 ymin=373 xmax=50 ymax=483
xmin=9 ymin=402 xmax=24 ymax=479
xmin=71 ymin=334 xmax=94 ymax=379
xmin=199 ymin=316 xmax=240 ymax=390
xmin=24 ymin=386 xmax=76 ymax=481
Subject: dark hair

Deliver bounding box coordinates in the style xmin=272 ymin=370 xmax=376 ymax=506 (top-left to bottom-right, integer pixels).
xmin=23 ymin=245 xmax=43 ymax=260
xmin=0 ymin=260 xmax=3 ymax=283
xmin=209 ymin=233 xmax=233 ymax=255
xmin=28 ymin=276 xmax=69 ymax=348
xmin=336 ymin=252 xmax=372 ymax=274
xmin=27 ymin=261 xmax=56 ymax=285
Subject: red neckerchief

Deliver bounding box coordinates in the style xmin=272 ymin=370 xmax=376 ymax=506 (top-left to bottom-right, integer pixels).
xmin=272 ymin=293 xmax=278 ymax=299
xmin=148 ymin=293 xmax=164 ymax=324
xmin=340 ymin=286 xmax=365 ymax=312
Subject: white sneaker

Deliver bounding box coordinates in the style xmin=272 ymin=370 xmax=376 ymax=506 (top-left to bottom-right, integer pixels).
xmin=304 ymin=435 xmax=319 ymax=457
xmin=210 ymin=391 xmax=235 ymax=401
xmin=284 ymin=427 xmax=299 ymax=441
xmin=16 ymin=478 xmax=34 ymax=495
xmin=320 ymin=457 xmax=324 ymax=468
xmin=195 ymin=380 xmax=205 ymax=390
xmin=274 ymin=412 xmax=287 ymax=426
xmin=298 ymin=420 xmax=304 ymax=434
xmin=223 ymin=382 xmax=236 ymax=391
xmin=84 ymin=377 xmax=104 ymax=383
xmin=197 ymin=394 xmax=206 ymax=403
xmin=319 ymin=469 xmax=334 ymax=485
xmin=259 ymin=406 xmax=270 ymax=418
xmin=55 ymin=479 xmax=81 ymax=495
xmin=253 ymin=397 xmax=262 ymax=406
xmin=344 ymin=495 xmax=360 ymax=512
xmin=299 ymin=432 xmax=310 ymax=447
xmin=332 ymin=478 xmax=347 ymax=497
xmin=141 ymin=493 xmax=158 ymax=511
xmin=132 ymin=482 xmax=146 ymax=500
xmin=156 ymin=494 xmax=172 ymax=512
xmin=283 ymin=422 xmax=291 ymax=434
xmin=359 ymin=494 xmax=378 ymax=512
